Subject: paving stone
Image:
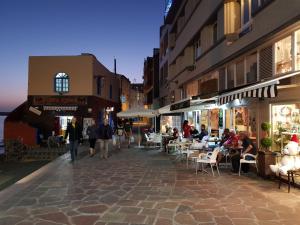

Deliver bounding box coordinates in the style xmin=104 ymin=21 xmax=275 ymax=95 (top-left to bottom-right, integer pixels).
xmin=154 ymin=218 xmax=173 ymax=225
xmin=36 ymin=212 xmax=70 ymax=225
xmin=123 ymin=214 xmax=146 ymax=224
xmin=118 ymin=206 xmax=141 ymax=214
xmin=174 ymin=213 xmax=197 ymax=225
xmin=77 ymin=204 xmax=108 ymax=214
xmin=0 ymin=216 xmax=24 ymax=225
xmin=71 ymin=215 xmax=99 ymax=225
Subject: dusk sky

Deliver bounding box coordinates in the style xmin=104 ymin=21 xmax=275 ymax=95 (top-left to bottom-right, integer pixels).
xmin=0 ymin=0 xmax=164 ymax=111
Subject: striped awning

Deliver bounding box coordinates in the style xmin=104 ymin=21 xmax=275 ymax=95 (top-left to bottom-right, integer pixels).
xmin=219 ymin=82 xmax=278 ymax=105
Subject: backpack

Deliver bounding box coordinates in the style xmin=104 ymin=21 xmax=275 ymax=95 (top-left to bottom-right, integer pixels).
xmin=117 ymin=126 xmax=124 ymax=136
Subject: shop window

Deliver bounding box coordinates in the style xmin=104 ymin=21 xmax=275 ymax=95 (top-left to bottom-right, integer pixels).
xmin=233 ymin=107 xmax=248 ymax=132
xmin=272 ymin=104 xmax=300 ymax=151
xmin=54 ymin=72 xmax=69 ymax=93
xmin=236 ymin=60 xmax=245 ymax=86
xmin=295 ymin=30 xmax=300 ymax=71
xmin=210 ymin=109 xmax=219 ymax=130
xmin=227 ymin=64 xmax=235 ymax=89
xmin=275 ymin=36 xmax=292 ymax=74
xmin=246 ymin=53 xmax=257 ymax=83
xmin=225 ymin=109 xmax=231 ymax=130
xmin=200 ymin=110 xmax=209 ymax=129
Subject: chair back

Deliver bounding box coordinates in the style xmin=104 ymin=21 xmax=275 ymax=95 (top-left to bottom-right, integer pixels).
xmin=209 ymin=147 xmax=220 ymax=162
xmin=144 ymin=133 xmax=150 ymax=141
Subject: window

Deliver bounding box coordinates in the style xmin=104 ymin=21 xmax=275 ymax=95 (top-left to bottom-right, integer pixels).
xmin=227 ymin=64 xmax=235 ymax=89
xmin=54 ymin=73 xmax=69 ymax=93
xmin=213 ymin=22 xmax=218 ymax=44
xmin=109 ymin=84 xmax=113 ymax=99
xmin=275 ymin=36 xmax=292 ymax=74
xmin=295 ymin=30 xmax=300 ymax=70
xmin=241 ymin=0 xmax=251 ymax=25
xmin=252 ymin=0 xmax=273 ymax=15
xmin=246 ymin=53 xmax=257 ymax=83
xmin=219 ymin=68 xmax=226 ymax=91
xmin=97 ymin=77 xmax=102 ymax=95
xmin=236 ymin=60 xmax=245 ymax=86
xmin=194 ymin=38 xmax=201 ymax=61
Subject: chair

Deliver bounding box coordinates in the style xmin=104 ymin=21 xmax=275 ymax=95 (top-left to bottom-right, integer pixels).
xmin=239 ymin=153 xmax=258 ymax=176
xmin=196 ymin=147 xmax=220 ymax=176
xmin=167 ymin=139 xmax=179 ymax=154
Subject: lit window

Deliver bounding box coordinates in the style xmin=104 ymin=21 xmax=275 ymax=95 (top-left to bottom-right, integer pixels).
xmin=295 ymin=30 xmax=300 ymax=70
xmin=54 ymin=73 xmax=69 ymax=93
xmin=275 ymin=36 xmax=292 ymax=74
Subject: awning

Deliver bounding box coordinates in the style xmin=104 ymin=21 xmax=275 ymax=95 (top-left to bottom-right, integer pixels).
xmin=117 ymin=107 xmax=158 ymax=118
xmin=158 ymin=97 xmax=218 ymax=115
xmin=218 ymin=80 xmax=278 ymax=105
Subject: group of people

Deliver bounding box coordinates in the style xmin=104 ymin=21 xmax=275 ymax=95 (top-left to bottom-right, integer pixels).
xmin=64 ymin=117 xmax=132 ymax=163
xmin=162 ymin=119 xmax=257 ymax=174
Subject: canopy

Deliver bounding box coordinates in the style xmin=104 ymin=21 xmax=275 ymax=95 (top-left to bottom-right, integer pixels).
xmin=117 ymin=107 xmax=158 ymax=118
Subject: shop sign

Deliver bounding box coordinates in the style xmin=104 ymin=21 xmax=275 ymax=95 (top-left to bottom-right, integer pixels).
xmin=29 ymin=106 xmax=42 ymax=116
xmin=170 ymin=100 xmax=190 ymax=111
xmin=43 ymin=106 xmax=78 ymax=111
xmin=33 ymin=96 xmax=87 ymax=106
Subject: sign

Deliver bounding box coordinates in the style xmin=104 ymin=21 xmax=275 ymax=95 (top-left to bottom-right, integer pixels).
xmin=33 ymin=96 xmax=87 ymax=106
xmin=29 ymin=106 xmax=42 ymax=116
xmin=43 ymin=106 xmax=78 ymax=111
xmin=170 ymin=100 xmax=190 ymax=111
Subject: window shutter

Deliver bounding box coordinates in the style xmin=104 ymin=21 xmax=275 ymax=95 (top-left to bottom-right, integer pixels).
xmin=259 ymin=46 xmax=273 ymax=79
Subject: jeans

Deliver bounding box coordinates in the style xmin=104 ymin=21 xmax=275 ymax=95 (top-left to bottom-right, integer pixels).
xmin=69 ymin=140 xmax=78 ymax=161
xmin=99 ymin=139 xmax=109 ymax=159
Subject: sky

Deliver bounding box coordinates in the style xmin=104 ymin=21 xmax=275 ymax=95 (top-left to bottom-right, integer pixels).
xmin=0 ymin=0 xmax=165 ymax=112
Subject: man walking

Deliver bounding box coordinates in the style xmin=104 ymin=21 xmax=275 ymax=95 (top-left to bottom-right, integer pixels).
xmin=64 ymin=117 xmax=82 ymax=162
xmin=98 ymin=118 xmax=113 ymax=159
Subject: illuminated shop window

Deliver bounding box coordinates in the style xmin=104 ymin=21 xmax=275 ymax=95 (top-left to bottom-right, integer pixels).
xmin=275 ymin=36 xmax=292 ymax=74
xmin=54 ymin=73 xmax=69 ymax=93
xmin=296 ymin=30 xmax=300 ymax=70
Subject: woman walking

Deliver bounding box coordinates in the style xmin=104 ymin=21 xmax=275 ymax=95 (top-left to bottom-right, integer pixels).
xmin=115 ymin=120 xmax=124 ymax=150
xmin=86 ymin=119 xmax=97 ymax=157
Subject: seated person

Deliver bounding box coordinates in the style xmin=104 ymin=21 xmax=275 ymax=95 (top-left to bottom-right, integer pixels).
xmin=190 ymin=126 xmax=199 ymax=138
xmin=197 ymin=124 xmax=208 ymax=141
xmin=231 ymin=131 xmax=257 ymax=174
xmin=219 ymin=128 xmax=230 ymax=146
xmin=163 ymin=128 xmax=179 ymax=152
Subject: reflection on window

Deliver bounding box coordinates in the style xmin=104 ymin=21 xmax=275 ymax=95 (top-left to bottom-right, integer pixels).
xmin=296 ymin=30 xmax=300 ymax=70
xmin=194 ymin=39 xmax=201 ymax=61
xmin=55 ymin=73 xmax=69 ymax=93
xmin=236 ymin=60 xmax=245 ymax=86
xmin=246 ymin=53 xmax=257 ymax=83
xmin=275 ymin=36 xmax=292 ymax=74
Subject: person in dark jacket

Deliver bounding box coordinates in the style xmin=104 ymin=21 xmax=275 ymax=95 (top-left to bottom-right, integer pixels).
xmin=97 ymin=118 xmax=113 ymax=159
xmin=86 ymin=119 xmax=97 ymax=157
xmin=64 ymin=117 xmax=83 ymax=162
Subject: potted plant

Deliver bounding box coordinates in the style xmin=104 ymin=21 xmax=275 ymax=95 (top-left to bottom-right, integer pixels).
xmin=260 ymin=137 xmax=272 ymax=151
xmin=261 ymin=122 xmax=271 ymax=138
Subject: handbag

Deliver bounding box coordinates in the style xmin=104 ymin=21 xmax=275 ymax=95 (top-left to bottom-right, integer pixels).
xmin=130 ymin=136 xmax=134 ymax=143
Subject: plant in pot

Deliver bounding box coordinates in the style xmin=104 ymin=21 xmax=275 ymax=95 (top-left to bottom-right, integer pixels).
xmin=261 ymin=122 xmax=271 ymax=138
xmin=260 ymin=137 xmax=272 ymax=151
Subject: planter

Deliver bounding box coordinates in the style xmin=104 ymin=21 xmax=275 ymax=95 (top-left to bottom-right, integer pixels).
xmin=257 ymin=151 xmax=276 ymax=178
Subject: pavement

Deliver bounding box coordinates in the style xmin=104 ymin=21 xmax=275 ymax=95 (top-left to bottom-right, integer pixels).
xmin=0 ymin=145 xmax=300 ymax=225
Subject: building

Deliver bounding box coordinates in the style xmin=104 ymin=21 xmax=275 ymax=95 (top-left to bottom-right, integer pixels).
xmin=158 ymin=0 xmax=300 ymax=150
xmin=5 ymin=53 xmax=130 ymax=146
xmin=129 ymin=83 xmax=144 ymax=109
xmin=143 ymin=48 xmax=160 ymax=109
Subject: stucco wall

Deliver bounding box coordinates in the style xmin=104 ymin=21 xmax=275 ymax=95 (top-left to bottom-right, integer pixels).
xmin=28 ymin=55 xmax=93 ymax=96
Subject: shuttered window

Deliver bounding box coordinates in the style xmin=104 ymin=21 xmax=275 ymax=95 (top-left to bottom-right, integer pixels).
xmin=259 ymin=46 xmax=273 ymax=79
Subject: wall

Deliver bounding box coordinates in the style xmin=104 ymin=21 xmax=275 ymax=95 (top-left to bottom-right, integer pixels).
xmin=28 ymin=55 xmax=93 ymax=96
xmin=4 ymin=121 xmax=37 ymax=146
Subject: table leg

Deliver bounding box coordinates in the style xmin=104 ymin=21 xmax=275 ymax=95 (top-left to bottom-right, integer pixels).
xmin=288 ymin=172 xmax=291 ymax=193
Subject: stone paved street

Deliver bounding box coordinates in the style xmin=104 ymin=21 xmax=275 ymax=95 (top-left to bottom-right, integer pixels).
xmin=0 ymin=147 xmax=300 ymax=225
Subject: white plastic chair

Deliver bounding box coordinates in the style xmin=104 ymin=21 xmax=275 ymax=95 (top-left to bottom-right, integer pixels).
xmin=196 ymin=147 xmax=220 ymax=176
xmin=239 ymin=153 xmax=258 ymax=176
xmin=167 ymin=139 xmax=179 ymax=154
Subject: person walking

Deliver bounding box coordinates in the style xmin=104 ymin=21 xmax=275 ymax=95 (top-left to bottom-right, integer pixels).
xmin=115 ymin=120 xmax=124 ymax=150
xmin=64 ymin=117 xmax=82 ymax=162
xmin=98 ymin=118 xmax=113 ymax=159
xmin=86 ymin=119 xmax=97 ymax=157
xmin=124 ymin=120 xmax=132 ymax=148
